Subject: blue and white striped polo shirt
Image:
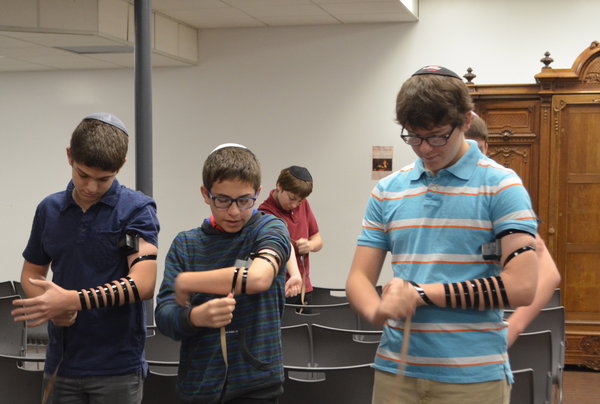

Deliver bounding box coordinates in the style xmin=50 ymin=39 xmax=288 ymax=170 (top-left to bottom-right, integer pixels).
xmin=358 ymin=140 xmax=537 ymax=384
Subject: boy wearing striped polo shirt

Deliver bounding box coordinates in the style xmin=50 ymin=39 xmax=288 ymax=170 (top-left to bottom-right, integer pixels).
xmin=155 ymin=144 xmax=291 ymax=404
xmin=346 ymin=66 xmax=538 ymax=404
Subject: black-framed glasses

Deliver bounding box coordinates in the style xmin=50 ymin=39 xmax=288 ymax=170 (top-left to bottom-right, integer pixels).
xmin=208 ymin=191 xmax=257 ymax=210
xmin=401 ymin=125 xmax=456 ymax=147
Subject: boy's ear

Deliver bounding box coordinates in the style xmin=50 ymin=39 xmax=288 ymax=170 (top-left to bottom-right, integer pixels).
xmin=256 ymin=185 xmax=262 ymax=197
xmin=200 ymin=186 xmax=211 ymax=204
xmin=66 ymin=147 xmax=73 ymax=165
xmin=461 ymin=111 xmax=473 ymax=132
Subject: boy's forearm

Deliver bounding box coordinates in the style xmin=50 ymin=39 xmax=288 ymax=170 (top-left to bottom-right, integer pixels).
xmin=176 ymin=256 xmax=280 ymax=296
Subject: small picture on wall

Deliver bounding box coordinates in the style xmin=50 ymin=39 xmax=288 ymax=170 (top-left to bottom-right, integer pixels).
xmin=372 ymin=146 xmax=393 ymax=180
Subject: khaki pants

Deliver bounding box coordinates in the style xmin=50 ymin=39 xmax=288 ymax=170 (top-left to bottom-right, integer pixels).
xmin=372 ymin=369 xmax=511 ymax=404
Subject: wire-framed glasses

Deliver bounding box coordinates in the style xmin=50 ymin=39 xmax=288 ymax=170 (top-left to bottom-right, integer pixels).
xmin=401 ymin=125 xmax=456 ymax=147
xmin=208 ymin=191 xmax=257 ymax=210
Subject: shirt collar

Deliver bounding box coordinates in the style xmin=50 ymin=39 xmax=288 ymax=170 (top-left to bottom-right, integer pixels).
xmin=408 ymin=140 xmax=481 ymax=181
xmin=62 ymin=178 xmax=121 ymax=212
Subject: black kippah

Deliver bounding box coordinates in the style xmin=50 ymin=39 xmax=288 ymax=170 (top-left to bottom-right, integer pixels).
xmin=412 ymin=65 xmax=461 ymax=80
xmin=289 ymin=166 xmax=312 ymax=182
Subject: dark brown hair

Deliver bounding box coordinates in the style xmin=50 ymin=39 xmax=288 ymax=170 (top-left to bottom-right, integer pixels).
xmin=396 ymin=74 xmax=473 ymax=130
xmin=277 ymin=167 xmax=313 ymax=198
xmin=203 ymin=146 xmax=261 ymax=191
xmin=69 ymin=119 xmax=128 ymax=172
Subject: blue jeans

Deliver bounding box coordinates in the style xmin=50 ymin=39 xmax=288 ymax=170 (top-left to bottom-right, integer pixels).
xmin=43 ymin=372 xmax=143 ymax=404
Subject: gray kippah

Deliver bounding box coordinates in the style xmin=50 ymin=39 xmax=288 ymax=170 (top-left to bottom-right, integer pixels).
xmin=83 ymin=112 xmax=128 ymax=135
xmin=289 ymin=166 xmax=312 ymax=182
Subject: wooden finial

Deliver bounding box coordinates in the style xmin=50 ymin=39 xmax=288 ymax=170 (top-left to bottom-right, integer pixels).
xmin=463 ymin=67 xmax=476 ymax=84
xmin=540 ymin=51 xmax=554 ymax=68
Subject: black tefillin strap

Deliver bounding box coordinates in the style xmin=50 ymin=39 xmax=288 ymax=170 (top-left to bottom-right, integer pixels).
xmin=504 ymin=245 xmax=536 ymax=267
xmin=249 ymin=251 xmax=281 ymax=277
xmin=444 ymin=283 xmax=451 ymax=308
xmin=406 ymin=276 xmax=510 ymax=310
xmin=79 ymin=276 xmax=144 ymax=310
xmin=443 ymin=276 xmax=510 ymax=310
xmin=408 ymin=281 xmax=434 ymax=305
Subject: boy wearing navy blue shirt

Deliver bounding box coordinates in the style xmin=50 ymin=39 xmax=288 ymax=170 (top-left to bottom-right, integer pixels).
xmin=12 ymin=113 xmax=159 ymax=404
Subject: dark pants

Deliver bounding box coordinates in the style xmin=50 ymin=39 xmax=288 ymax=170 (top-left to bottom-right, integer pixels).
xmin=43 ymin=372 xmax=143 ymax=404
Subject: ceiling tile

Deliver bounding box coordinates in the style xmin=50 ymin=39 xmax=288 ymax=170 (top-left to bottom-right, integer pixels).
xmin=165 ymin=8 xmax=265 ymax=28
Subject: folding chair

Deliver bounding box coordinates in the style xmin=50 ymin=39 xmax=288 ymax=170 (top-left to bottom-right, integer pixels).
xmin=282 ymin=302 xmax=358 ymax=329
xmin=310 ymin=286 xmax=347 ymax=305
xmin=544 ymin=288 xmax=561 ymax=308
xmin=311 ymin=324 xmax=380 ymax=367
xmin=511 ymin=368 xmax=535 ymax=404
xmin=0 ymin=354 xmax=45 ymax=404
xmin=282 ymin=363 xmax=374 ymax=404
xmin=508 ymin=330 xmax=552 ymax=404
xmin=506 ymin=306 xmax=565 ymax=404
xmin=142 ymin=368 xmax=178 ymax=404
xmin=0 ymin=280 xmax=16 ymax=297
xmin=145 ymin=328 xmax=180 ymax=375
xmin=281 ymin=323 xmax=313 ymax=367
xmin=0 ymin=294 xmax=27 ymax=357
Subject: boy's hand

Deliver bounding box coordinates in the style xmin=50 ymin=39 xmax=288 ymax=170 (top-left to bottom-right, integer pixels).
xmin=372 ymin=278 xmax=417 ymax=325
xmin=295 ymin=238 xmax=311 ymax=255
xmin=52 ymin=310 xmax=78 ymax=327
xmin=285 ymin=274 xmax=302 ymax=297
xmin=189 ymin=294 xmax=236 ymax=328
xmin=11 ymin=278 xmax=78 ymax=327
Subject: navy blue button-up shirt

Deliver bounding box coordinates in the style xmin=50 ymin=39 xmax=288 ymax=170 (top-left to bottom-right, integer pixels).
xmin=23 ymin=179 xmax=159 ymax=377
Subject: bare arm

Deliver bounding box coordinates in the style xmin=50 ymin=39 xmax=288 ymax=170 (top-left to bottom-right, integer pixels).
xmin=12 ymin=238 xmax=158 ymax=326
xmin=506 ymin=235 xmax=561 ymax=346
xmin=124 ymin=238 xmax=159 ymax=300
xmin=412 ymin=232 xmax=538 ymax=310
xmin=285 ymin=246 xmax=302 ymax=297
xmin=175 ymin=248 xmax=282 ymax=306
xmin=20 ymin=260 xmax=50 ymax=298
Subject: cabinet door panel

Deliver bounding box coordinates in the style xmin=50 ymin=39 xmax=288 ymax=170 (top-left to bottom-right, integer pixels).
xmin=552 ymin=95 xmax=600 ymax=337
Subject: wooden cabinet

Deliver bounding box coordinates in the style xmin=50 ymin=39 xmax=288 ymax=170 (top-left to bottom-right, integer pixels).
xmin=467 ymin=41 xmax=600 ymax=370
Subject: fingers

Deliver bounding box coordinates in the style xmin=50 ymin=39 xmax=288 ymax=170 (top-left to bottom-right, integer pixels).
xmin=12 ymin=307 xmax=47 ymax=324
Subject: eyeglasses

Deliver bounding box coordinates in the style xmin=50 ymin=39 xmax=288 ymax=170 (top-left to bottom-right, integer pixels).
xmin=208 ymin=191 xmax=257 ymax=210
xmin=401 ymin=125 xmax=456 ymax=147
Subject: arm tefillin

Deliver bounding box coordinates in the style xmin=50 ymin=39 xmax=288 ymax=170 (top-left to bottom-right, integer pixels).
xmin=410 ymin=238 xmax=535 ymax=310
xmin=118 ymin=232 xmax=139 ymax=255
xmin=78 ymin=253 xmax=156 ymax=310
xmin=249 ymin=251 xmax=282 ymax=278
xmin=425 ymin=276 xmax=511 ymax=310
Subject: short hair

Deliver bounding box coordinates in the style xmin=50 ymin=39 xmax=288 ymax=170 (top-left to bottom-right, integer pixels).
xmin=69 ymin=119 xmax=128 ymax=172
xmin=203 ymin=146 xmax=261 ymax=191
xmin=396 ymin=74 xmax=474 ymax=130
xmin=465 ymin=114 xmax=489 ymax=143
xmin=277 ymin=167 xmax=313 ymax=199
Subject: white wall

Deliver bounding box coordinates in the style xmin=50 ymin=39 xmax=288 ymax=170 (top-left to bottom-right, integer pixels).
xmin=1 ymin=0 xmax=599 ymax=290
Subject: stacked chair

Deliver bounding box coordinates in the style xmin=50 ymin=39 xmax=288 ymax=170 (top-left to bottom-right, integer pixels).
xmin=508 ymin=330 xmax=553 ymax=404
xmin=506 ymin=288 xmax=565 ymax=404
xmin=142 ymin=324 xmax=180 ymax=403
xmin=280 ymin=286 xmax=382 ymax=404
xmin=0 ymin=284 xmax=45 ymax=404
